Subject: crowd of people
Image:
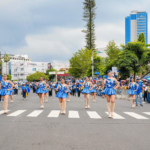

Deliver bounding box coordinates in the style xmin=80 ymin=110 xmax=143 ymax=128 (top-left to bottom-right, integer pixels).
xmin=0 ymin=70 xmax=149 ymax=118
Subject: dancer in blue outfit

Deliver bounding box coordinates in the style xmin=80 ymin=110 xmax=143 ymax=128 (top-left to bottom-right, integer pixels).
xmin=35 ymin=77 xmax=47 ymax=109
xmin=91 ymin=82 xmax=97 ymax=102
xmin=67 ymin=82 xmax=71 ymax=102
xmin=44 ymin=81 xmax=50 ymax=102
xmin=127 ymin=77 xmax=138 ymax=108
xmin=9 ymin=83 xmax=14 ymax=103
xmin=103 ymin=70 xmax=119 ymax=118
xmin=0 ymin=75 xmax=14 ymax=114
xmin=82 ymin=77 xmax=93 ymax=109
xmin=56 ymin=79 xmax=69 ymax=114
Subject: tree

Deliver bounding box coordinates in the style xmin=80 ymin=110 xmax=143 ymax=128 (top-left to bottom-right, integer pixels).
xmin=86 ymin=56 xmax=105 ymax=77
xmin=46 ymin=69 xmax=57 ymax=81
xmin=105 ymin=40 xmax=121 ymax=61
xmin=7 ymin=74 xmax=12 ymax=80
xmin=69 ymin=48 xmax=92 ymax=78
xmin=116 ymin=50 xmax=139 ymax=79
xmin=138 ymin=33 xmax=145 ymax=44
xmin=82 ymin=0 xmax=96 ymax=50
xmin=3 ymin=54 xmax=10 ymax=75
xmin=26 ymin=71 xmax=49 ymax=82
xmin=120 ymin=41 xmax=150 ymax=79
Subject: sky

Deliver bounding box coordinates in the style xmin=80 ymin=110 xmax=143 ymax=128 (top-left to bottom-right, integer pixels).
xmin=0 ymin=0 xmax=150 ymax=69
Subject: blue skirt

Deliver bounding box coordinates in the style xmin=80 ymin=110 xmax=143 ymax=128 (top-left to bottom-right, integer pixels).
xmin=56 ymin=91 xmax=68 ymax=98
xmin=67 ymin=89 xmax=71 ymax=93
xmin=36 ymin=88 xmax=46 ymax=94
xmin=90 ymin=89 xmax=97 ymax=93
xmin=82 ymin=88 xmax=91 ymax=94
xmin=128 ymin=89 xmax=136 ymax=95
xmin=44 ymin=89 xmax=49 ymax=93
xmin=103 ymin=88 xmax=116 ymax=95
xmin=0 ymin=89 xmax=12 ymax=96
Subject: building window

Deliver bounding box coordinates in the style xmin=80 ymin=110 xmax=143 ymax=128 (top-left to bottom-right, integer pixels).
xmin=20 ymin=74 xmax=24 ymax=76
xmin=14 ymin=74 xmax=17 ymax=77
xmin=33 ymin=68 xmax=36 ymax=71
xmin=21 ymin=68 xmax=24 ymax=71
xmin=14 ymin=69 xmax=17 ymax=72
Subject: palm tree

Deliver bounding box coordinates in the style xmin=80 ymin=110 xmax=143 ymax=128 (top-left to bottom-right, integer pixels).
xmin=3 ymin=54 xmax=10 ymax=75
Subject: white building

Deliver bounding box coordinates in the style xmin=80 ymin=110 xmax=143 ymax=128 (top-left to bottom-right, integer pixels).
xmin=2 ymin=55 xmax=50 ymax=80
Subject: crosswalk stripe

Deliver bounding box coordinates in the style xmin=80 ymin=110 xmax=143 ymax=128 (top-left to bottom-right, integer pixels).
xmin=69 ymin=111 xmax=80 ymax=118
xmin=0 ymin=110 xmax=10 ymax=115
xmin=143 ymin=112 xmax=150 ymax=115
xmin=27 ymin=110 xmax=43 ymax=117
xmin=105 ymin=112 xmax=125 ymax=119
xmin=7 ymin=110 xmax=26 ymax=116
xmin=48 ymin=110 xmax=60 ymax=118
xmin=87 ymin=111 xmax=101 ymax=119
xmin=124 ymin=112 xmax=149 ymax=119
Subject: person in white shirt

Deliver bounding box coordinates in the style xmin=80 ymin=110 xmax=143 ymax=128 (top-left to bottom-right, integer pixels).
xmin=15 ymin=84 xmax=18 ymax=95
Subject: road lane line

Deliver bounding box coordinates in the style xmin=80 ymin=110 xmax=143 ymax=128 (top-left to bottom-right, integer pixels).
xmin=87 ymin=111 xmax=101 ymax=119
xmin=143 ymin=112 xmax=150 ymax=116
xmin=106 ymin=112 xmax=125 ymax=119
xmin=7 ymin=110 xmax=26 ymax=117
xmin=69 ymin=111 xmax=80 ymax=118
xmin=48 ymin=110 xmax=60 ymax=117
xmin=27 ymin=110 xmax=43 ymax=117
xmin=124 ymin=112 xmax=149 ymax=119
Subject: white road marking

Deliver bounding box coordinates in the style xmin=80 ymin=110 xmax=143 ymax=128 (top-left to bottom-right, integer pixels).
xmin=48 ymin=110 xmax=60 ymax=118
xmin=0 ymin=110 xmax=10 ymax=115
xmin=143 ymin=112 xmax=150 ymax=115
xmin=7 ymin=110 xmax=26 ymax=117
xmin=69 ymin=111 xmax=80 ymax=118
xmin=27 ymin=110 xmax=43 ymax=117
xmin=87 ymin=111 xmax=101 ymax=119
xmin=106 ymin=112 xmax=125 ymax=119
xmin=124 ymin=112 xmax=149 ymax=119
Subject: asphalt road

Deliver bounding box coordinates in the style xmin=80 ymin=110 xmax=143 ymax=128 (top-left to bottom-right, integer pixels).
xmin=0 ymin=90 xmax=150 ymax=150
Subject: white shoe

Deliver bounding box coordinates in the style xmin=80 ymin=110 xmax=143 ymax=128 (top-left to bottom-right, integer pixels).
xmin=10 ymin=101 xmax=13 ymax=103
xmin=87 ymin=105 xmax=90 ymax=109
xmin=40 ymin=105 xmax=44 ymax=109
xmin=62 ymin=110 xmax=66 ymax=114
xmin=108 ymin=114 xmax=112 ymax=118
xmin=93 ymin=100 xmax=96 ymax=102
xmin=85 ymin=106 xmax=88 ymax=109
xmin=111 ymin=112 xmax=114 ymax=117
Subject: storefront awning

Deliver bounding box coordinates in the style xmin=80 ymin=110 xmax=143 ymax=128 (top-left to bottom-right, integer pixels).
xmin=57 ymin=74 xmax=70 ymax=77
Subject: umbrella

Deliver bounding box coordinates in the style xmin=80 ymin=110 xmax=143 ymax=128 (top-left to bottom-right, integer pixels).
xmin=148 ymin=78 xmax=150 ymax=81
xmin=94 ymin=71 xmax=100 ymax=75
xmin=103 ymin=75 xmax=108 ymax=79
xmin=143 ymin=76 xmax=150 ymax=79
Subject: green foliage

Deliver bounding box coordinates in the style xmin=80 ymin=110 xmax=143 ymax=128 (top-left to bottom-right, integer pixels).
xmin=82 ymin=0 xmax=96 ymax=50
xmin=116 ymin=50 xmax=139 ymax=79
xmin=69 ymin=48 xmax=92 ymax=78
xmin=7 ymin=74 xmax=12 ymax=80
xmin=3 ymin=54 xmax=10 ymax=63
xmin=46 ymin=69 xmax=57 ymax=80
xmin=105 ymin=40 xmax=121 ymax=60
xmin=26 ymin=71 xmax=49 ymax=82
xmin=86 ymin=56 xmax=105 ymax=77
xmin=138 ymin=33 xmax=145 ymax=44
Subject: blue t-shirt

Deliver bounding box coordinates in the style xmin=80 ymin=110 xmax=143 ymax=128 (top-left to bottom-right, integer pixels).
xmin=136 ymin=82 xmax=143 ymax=93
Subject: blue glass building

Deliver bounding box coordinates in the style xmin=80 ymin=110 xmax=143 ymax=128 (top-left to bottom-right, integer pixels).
xmin=125 ymin=11 xmax=148 ymax=44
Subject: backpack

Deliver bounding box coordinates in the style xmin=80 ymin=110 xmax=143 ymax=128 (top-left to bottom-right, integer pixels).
xmin=23 ymin=89 xmax=26 ymax=93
